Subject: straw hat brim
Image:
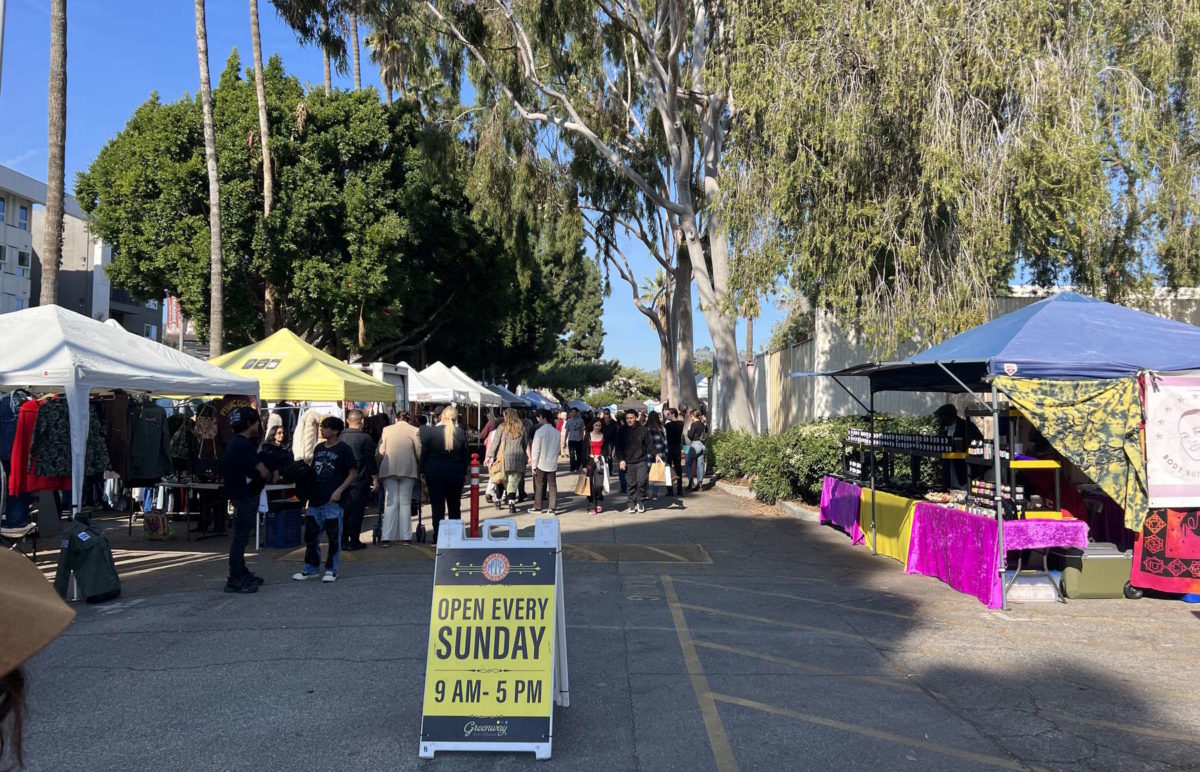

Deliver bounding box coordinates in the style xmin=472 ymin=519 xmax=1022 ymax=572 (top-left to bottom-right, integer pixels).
xmin=0 ymin=550 xmax=75 ymax=675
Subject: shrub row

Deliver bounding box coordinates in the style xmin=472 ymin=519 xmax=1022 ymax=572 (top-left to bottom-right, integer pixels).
xmin=709 ymin=414 xmax=940 ymax=505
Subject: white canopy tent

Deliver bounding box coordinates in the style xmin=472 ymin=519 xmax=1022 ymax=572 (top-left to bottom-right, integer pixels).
xmin=485 ymin=384 xmax=531 ymax=409
xmin=0 ymin=306 xmax=260 ymax=510
xmin=398 ymin=361 xmax=467 ymax=404
xmin=420 ymin=362 xmax=500 ymax=427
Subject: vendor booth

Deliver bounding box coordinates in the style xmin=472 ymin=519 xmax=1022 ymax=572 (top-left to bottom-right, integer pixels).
xmin=209 ymin=328 xmax=395 ymax=403
xmin=525 ymin=391 xmax=560 ymax=411
xmin=399 ymin=362 xmax=468 ymax=405
xmin=420 ymin=362 xmax=500 ymax=428
xmin=486 ymin=384 xmax=531 ymax=409
xmin=796 ymin=293 xmax=1200 ymax=608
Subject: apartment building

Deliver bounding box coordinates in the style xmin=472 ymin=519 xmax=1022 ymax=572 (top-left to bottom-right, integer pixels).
xmin=0 ymin=164 xmax=161 ymax=340
xmin=0 ymin=166 xmax=36 ymax=313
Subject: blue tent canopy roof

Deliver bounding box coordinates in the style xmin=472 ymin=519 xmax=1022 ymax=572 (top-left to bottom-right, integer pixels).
xmin=812 ymin=293 xmax=1200 ymax=393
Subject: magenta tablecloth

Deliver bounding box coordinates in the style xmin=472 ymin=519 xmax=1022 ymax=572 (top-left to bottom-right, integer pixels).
xmin=905 ymin=505 xmax=1091 ymax=609
xmin=906 ymin=503 xmax=1003 ymax=608
xmin=1003 ymin=517 xmax=1089 ymax=551
xmin=820 ymin=476 xmax=864 ymax=545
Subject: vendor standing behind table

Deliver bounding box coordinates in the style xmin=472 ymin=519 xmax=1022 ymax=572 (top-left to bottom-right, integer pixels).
xmin=222 ymin=407 xmax=271 ymax=595
xmin=934 ymin=403 xmax=984 ymax=489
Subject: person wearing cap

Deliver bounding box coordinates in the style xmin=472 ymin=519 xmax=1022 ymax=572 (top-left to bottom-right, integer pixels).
xmin=934 ymin=403 xmax=983 ymax=488
xmin=1 ymin=550 xmax=75 ymax=767
xmin=294 ymin=416 xmax=357 ymax=583
xmin=222 ymin=406 xmax=271 ymax=594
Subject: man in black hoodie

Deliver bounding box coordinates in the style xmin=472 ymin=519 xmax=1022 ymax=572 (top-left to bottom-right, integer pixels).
xmin=616 ymin=409 xmax=656 ymax=513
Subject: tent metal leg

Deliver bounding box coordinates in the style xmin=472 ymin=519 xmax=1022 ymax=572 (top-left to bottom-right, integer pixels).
xmin=992 ymin=384 xmax=1006 ymax=610
xmin=869 ymin=390 xmax=877 ymax=555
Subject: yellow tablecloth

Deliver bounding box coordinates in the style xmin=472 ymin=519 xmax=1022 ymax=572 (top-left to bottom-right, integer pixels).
xmin=859 ymin=489 xmax=918 ymax=565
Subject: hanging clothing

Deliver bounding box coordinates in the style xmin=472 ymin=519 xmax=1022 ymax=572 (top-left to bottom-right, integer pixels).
xmin=129 ymin=403 xmax=172 ymax=481
xmin=0 ymin=391 xmax=24 ymax=465
xmin=294 ymin=411 xmax=328 ymax=465
xmin=31 ymin=397 xmax=72 ymax=478
xmin=53 ymin=518 xmax=121 ymax=603
xmin=99 ymin=393 xmax=131 ymax=480
xmin=9 ymin=400 xmax=71 ymax=496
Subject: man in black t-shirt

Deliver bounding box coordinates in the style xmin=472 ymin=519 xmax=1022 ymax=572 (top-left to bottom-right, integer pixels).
xmin=293 ymin=417 xmax=357 ymax=583
xmin=222 ymin=407 xmax=270 ymax=594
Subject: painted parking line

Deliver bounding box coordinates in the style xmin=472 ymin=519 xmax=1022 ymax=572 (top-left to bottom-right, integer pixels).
xmin=691 ymin=639 xmax=923 ymax=693
xmin=678 ymin=603 xmax=880 ymax=644
xmin=1044 ymin=712 xmax=1200 ymax=744
xmin=710 ymin=693 xmax=1030 ymax=771
xmin=673 ymin=576 xmax=914 ymax=620
xmin=662 ymin=575 xmax=739 ymax=772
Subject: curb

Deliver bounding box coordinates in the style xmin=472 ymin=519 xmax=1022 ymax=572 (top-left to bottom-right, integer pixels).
xmin=714 ymin=480 xmax=755 ymax=499
xmin=778 ymin=499 xmax=820 ymax=523
xmin=713 ymin=479 xmax=820 ymax=523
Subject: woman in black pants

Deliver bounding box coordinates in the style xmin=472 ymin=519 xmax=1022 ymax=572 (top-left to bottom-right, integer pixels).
xmin=421 ymin=405 xmax=469 ymax=540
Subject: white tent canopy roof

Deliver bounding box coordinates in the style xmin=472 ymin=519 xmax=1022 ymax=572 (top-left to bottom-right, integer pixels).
xmin=0 ymin=305 xmax=260 ymax=395
xmin=397 ymin=361 xmax=467 ymax=403
xmin=420 ymin=362 xmax=501 ymax=407
xmin=0 ymin=305 xmax=260 ymax=509
xmin=485 ymin=383 xmax=530 ymax=408
xmin=449 ymin=365 xmax=503 ymax=407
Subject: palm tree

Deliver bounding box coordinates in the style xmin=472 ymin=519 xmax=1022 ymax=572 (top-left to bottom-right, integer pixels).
xmin=272 ymin=0 xmax=347 ymax=96
xmin=347 ymin=1 xmax=361 ymax=90
xmin=249 ymin=0 xmax=279 ymax=334
xmin=40 ymin=0 xmax=67 ymax=307
xmin=194 ymin=0 xmax=224 ymax=356
xmin=641 ymin=270 xmax=678 ymax=404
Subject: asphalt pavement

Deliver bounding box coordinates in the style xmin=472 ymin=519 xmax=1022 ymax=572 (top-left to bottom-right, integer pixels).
xmin=19 ymin=472 xmax=1200 ymax=771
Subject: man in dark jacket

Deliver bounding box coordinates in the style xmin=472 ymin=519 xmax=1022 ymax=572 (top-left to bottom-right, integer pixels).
xmin=664 ymin=408 xmax=685 ymax=496
xmin=340 ymin=410 xmax=378 ymax=551
xmin=222 ymin=407 xmax=270 ymax=594
xmin=616 ymin=409 xmax=657 ymax=513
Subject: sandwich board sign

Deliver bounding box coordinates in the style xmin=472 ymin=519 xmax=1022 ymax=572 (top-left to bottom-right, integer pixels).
xmin=419 ymin=518 xmax=569 ymax=760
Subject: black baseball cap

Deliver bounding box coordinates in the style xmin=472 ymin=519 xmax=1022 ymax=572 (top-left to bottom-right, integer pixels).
xmin=230 ymin=406 xmax=260 ymax=431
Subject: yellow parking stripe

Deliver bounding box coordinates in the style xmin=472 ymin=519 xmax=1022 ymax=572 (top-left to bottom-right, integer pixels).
xmin=692 ymin=640 xmax=922 ymax=693
xmin=662 ymin=575 xmax=739 ymax=772
xmin=673 ymin=577 xmax=913 ymax=620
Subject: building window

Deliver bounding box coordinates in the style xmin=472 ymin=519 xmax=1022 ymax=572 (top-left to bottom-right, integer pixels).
xmin=17 ymin=251 xmax=31 ymax=269
xmin=146 ymin=298 xmax=159 ymax=310
xmin=0 ymin=197 xmax=6 ymax=224
xmin=144 ymin=324 xmax=158 ymax=339
xmin=18 ymin=205 xmax=29 ymax=231
xmin=0 ymin=245 xmax=6 ymax=264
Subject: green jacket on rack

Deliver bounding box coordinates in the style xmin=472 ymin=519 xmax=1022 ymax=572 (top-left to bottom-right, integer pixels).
xmin=53 ymin=519 xmax=121 ymax=603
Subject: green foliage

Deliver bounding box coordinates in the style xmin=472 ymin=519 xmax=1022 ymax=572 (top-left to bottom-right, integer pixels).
xmin=721 ymin=0 xmax=1200 ymax=355
xmin=710 ymin=414 xmax=940 ymax=504
xmin=767 ymin=297 xmax=814 ymax=351
xmin=528 ymin=360 xmax=619 ymax=403
xmin=77 ymin=50 xmax=602 ymax=376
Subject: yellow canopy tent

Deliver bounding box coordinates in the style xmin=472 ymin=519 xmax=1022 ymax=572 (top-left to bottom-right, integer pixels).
xmin=209 ymin=329 xmax=396 ymax=402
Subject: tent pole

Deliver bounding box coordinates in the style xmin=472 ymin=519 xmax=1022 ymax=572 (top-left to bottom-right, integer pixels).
xmin=869 ymin=389 xmax=877 ymax=555
xmin=992 ymin=383 xmax=1006 ymax=611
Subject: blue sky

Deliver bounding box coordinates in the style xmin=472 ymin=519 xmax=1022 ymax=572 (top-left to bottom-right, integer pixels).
xmin=0 ymin=0 xmax=782 ymax=370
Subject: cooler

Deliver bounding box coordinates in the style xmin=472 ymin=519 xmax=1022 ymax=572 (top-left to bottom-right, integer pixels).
xmin=1049 ymin=542 xmax=1132 ymax=599
xmin=263 ymin=505 xmax=303 ymax=549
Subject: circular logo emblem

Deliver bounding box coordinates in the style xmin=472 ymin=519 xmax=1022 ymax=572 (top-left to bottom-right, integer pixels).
xmin=481 ymin=553 xmax=511 ymax=582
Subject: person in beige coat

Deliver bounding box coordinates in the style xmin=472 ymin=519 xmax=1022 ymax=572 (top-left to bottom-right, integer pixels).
xmin=376 ymin=413 xmax=422 ymax=545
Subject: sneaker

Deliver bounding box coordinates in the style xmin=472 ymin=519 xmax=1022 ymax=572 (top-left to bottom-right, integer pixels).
xmin=548 ymin=509 xmax=557 ymax=516
xmin=595 ymin=505 xmax=602 ymax=514
xmin=224 ymin=578 xmax=258 ymax=594
xmin=626 ymin=505 xmax=637 ymax=514
xmin=322 ymin=571 xmax=337 ymax=583
xmin=292 ymin=567 xmax=320 ymax=581
xmin=245 ymin=573 xmax=265 ymax=586
xmin=529 ymin=505 xmax=542 ymax=513
xmin=637 ymin=503 xmax=646 ymax=514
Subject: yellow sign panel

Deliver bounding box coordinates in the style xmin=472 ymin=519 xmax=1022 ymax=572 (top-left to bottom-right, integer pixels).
xmin=422 ymin=584 xmax=557 ymax=718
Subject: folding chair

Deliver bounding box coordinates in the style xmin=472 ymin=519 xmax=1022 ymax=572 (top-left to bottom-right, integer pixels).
xmin=1 ymin=523 xmax=39 ymax=560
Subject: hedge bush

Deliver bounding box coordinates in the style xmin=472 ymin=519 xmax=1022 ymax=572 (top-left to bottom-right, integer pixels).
xmin=709 ymin=414 xmax=940 ymax=505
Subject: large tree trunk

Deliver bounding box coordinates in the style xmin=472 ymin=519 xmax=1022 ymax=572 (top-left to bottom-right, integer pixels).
xmin=249 ymin=0 xmax=278 ymax=336
xmin=673 ymin=252 xmax=699 ymax=409
xmin=320 ymin=14 xmax=332 ymax=96
xmin=195 ymin=0 xmax=224 ymax=356
xmin=745 ymin=315 xmax=753 ymax=363
xmin=384 ymin=84 xmax=393 ymax=106
xmin=349 ymin=8 xmax=361 ymax=90
xmin=40 ymin=0 xmax=66 ymax=307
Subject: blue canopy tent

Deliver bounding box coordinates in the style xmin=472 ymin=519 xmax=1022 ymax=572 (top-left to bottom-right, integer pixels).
xmin=827 ymin=293 xmax=1200 ymax=393
xmin=790 ymin=293 xmax=1200 ymax=608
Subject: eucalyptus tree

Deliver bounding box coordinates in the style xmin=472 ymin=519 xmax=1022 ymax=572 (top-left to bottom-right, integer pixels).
xmin=420 ymin=0 xmax=755 ymax=429
xmin=720 ymin=0 xmax=1200 ymax=353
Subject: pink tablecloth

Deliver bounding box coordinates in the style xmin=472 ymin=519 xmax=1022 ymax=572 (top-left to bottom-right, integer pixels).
xmin=905 ymin=504 xmax=1090 ymax=609
xmin=906 ymin=503 xmax=1003 ymax=608
xmin=819 ymin=476 xmax=864 ymax=545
